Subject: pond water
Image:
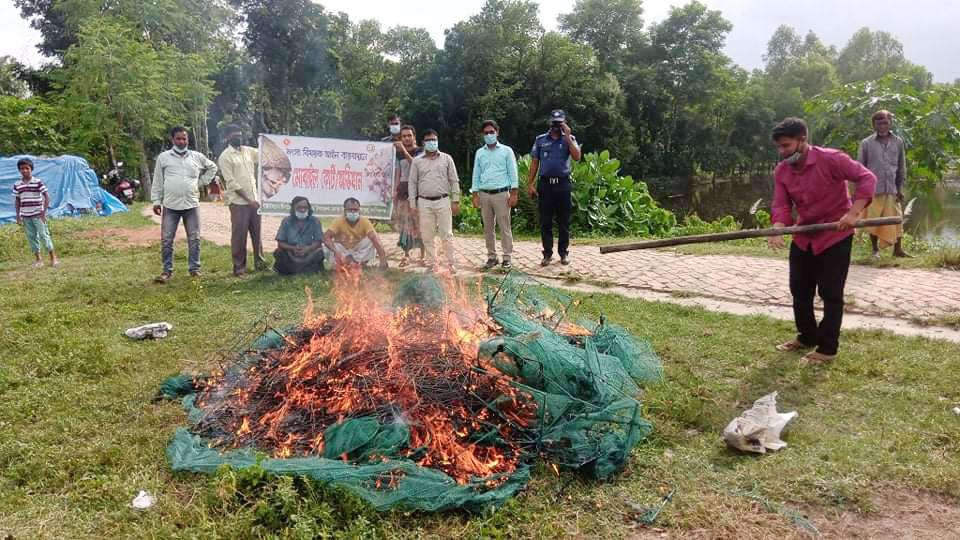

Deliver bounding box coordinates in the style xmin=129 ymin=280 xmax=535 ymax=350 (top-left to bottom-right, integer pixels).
xmin=648 ymin=176 xmax=960 ymax=246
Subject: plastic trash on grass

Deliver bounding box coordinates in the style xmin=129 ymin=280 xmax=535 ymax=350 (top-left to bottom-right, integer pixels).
xmin=131 ymin=490 xmax=155 ymax=510
xmin=125 ymin=322 xmax=173 ymax=340
xmin=723 ymin=392 xmax=797 ymax=454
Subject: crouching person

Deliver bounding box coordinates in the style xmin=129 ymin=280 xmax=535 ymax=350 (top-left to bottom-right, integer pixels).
xmin=274 ymin=196 xmax=325 ymax=275
xmin=322 ymin=197 xmax=389 ymax=270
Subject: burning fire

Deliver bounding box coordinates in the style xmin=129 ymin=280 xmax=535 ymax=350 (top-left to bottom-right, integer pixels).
xmin=194 ymin=268 xmax=537 ymax=485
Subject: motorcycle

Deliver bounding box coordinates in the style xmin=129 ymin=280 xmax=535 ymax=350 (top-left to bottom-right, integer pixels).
xmin=103 ymin=162 xmax=141 ymax=204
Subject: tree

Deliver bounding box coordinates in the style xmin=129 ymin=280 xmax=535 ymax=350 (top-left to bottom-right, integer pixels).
xmin=0 ymin=96 xmax=65 ymax=155
xmin=621 ymin=1 xmax=734 ymax=176
xmin=56 ymin=17 xmax=216 ymax=188
xmin=558 ymin=0 xmax=644 ymax=70
xmin=805 ymin=76 xmax=960 ymax=185
xmin=233 ymin=0 xmax=333 ymax=135
xmin=0 ymin=57 xmax=30 ymax=98
xmin=836 ymin=27 xmax=931 ymax=87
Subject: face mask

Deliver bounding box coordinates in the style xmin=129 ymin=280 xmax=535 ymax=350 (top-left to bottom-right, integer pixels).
xmin=784 ymin=143 xmax=804 ymax=164
xmin=389 ymin=124 xmax=401 ymax=135
xmin=345 ymin=211 xmax=360 ymax=223
xmin=173 ymin=143 xmax=188 ymax=154
xmin=229 ymin=136 xmax=242 ymax=148
xmin=295 ymin=210 xmax=309 ymax=220
xmin=484 ymin=133 xmax=497 ymax=145
xmin=424 ymin=140 xmax=439 ymax=153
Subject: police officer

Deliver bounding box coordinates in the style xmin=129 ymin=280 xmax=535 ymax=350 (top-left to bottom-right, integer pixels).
xmin=527 ymin=109 xmax=582 ymax=266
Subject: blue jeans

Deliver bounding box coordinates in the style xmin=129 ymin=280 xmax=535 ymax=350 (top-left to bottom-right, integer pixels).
xmin=161 ymin=207 xmax=201 ymax=274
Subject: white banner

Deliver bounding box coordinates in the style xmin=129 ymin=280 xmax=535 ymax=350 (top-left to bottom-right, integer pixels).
xmin=257 ymin=134 xmax=396 ymax=219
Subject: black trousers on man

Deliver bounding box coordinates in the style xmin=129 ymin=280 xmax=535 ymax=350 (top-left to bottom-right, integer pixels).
xmin=538 ymin=177 xmax=572 ymax=259
xmin=789 ymin=235 xmax=853 ymax=356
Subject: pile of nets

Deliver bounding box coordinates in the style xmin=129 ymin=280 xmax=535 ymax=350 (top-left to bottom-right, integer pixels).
xmin=162 ymin=272 xmax=661 ymax=512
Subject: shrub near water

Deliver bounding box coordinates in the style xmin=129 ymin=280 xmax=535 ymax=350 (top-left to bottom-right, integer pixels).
xmin=457 ymin=151 xmax=678 ymax=237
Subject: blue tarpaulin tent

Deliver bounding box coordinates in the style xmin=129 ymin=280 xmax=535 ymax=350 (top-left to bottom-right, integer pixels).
xmin=1 ymin=154 xmax=127 ymax=224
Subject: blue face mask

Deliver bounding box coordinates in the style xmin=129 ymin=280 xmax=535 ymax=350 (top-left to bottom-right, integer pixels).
xmin=424 ymin=140 xmax=439 ymax=153
xmin=295 ymin=210 xmax=309 ymax=220
xmin=483 ymin=133 xmax=497 ymax=145
xmin=345 ymin=211 xmax=360 ymax=223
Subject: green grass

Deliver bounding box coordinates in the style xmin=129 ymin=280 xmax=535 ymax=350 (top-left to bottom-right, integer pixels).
xmin=2 ymin=211 xmax=960 ymax=538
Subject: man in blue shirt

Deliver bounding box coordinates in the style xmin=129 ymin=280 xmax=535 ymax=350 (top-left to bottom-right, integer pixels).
xmin=471 ymin=120 xmax=519 ymax=270
xmin=527 ymin=109 xmax=582 ymax=266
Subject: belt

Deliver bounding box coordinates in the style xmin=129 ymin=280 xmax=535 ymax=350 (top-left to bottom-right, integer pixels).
xmin=479 ymin=187 xmax=510 ymax=194
xmin=539 ymin=176 xmax=570 ymax=185
xmin=419 ymin=194 xmax=449 ymax=201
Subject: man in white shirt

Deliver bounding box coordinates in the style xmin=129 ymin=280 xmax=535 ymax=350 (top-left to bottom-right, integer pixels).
xmin=151 ymin=126 xmax=218 ymax=282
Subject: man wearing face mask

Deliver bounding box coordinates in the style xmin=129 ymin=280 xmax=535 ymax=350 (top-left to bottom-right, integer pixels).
xmin=409 ymin=129 xmax=461 ymax=274
xmin=322 ymin=198 xmax=389 ymax=270
xmin=768 ymin=117 xmax=876 ymax=365
xmin=381 ymin=113 xmax=403 ymax=142
xmin=218 ymin=124 xmax=266 ymax=277
xmin=527 ymin=109 xmax=581 ymax=266
xmin=151 ymin=126 xmax=219 ymax=283
xmin=471 ymin=120 xmax=518 ymax=271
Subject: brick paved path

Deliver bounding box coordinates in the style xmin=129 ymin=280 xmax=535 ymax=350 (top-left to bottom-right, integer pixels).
xmin=177 ymin=204 xmax=960 ymax=321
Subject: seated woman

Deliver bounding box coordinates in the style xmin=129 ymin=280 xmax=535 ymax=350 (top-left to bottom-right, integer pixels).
xmin=273 ymin=196 xmax=325 ymax=275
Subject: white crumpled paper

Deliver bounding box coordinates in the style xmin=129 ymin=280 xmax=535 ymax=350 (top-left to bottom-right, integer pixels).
xmin=131 ymin=490 xmax=155 ymax=510
xmin=124 ymin=322 xmax=173 ymax=340
xmin=723 ymin=391 xmax=797 ymax=454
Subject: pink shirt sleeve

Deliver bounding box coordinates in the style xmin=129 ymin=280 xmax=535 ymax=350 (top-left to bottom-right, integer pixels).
xmin=834 ymin=151 xmax=876 ymax=203
xmin=771 ymin=169 xmax=794 ymax=226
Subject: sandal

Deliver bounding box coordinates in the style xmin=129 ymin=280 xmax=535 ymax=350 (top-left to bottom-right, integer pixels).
xmin=775 ymin=339 xmax=813 ymax=352
xmin=398 ymin=258 xmax=409 ymax=268
xmin=154 ymin=272 xmax=171 ymax=284
xmin=800 ymin=351 xmax=836 ymax=365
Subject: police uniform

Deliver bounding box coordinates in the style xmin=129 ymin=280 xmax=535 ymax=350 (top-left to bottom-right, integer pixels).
xmin=531 ymin=111 xmax=578 ymax=261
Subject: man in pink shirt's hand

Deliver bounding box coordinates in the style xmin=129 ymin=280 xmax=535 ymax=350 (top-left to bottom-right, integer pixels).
xmin=767 ymin=117 xmax=877 ymax=365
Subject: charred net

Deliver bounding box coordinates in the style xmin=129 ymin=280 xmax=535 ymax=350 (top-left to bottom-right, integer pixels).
xmin=163 ymin=271 xmax=661 ymax=512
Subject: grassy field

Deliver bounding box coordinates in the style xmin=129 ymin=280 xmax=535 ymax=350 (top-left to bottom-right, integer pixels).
xmin=2 ymin=210 xmax=960 ymax=538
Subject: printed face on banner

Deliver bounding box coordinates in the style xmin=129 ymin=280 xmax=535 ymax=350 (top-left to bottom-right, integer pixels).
xmin=257 ymin=134 xmax=396 ymax=219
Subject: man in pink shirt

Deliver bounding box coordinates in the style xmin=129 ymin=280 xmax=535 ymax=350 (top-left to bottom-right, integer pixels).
xmin=767 ymin=118 xmax=877 ymax=364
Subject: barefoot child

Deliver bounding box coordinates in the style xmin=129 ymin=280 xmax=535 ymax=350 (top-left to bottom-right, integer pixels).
xmin=13 ymin=158 xmax=59 ymax=268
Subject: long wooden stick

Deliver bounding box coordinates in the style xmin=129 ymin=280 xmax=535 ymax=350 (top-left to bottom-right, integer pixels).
xmin=599 ymin=216 xmax=903 ymax=254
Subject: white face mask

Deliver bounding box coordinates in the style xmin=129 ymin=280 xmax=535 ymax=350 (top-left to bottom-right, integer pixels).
xmin=345 ymin=211 xmax=360 ymax=223
xmin=389 ymin=124 xmax=401 ymax=135
xmin=295 ymin=210 xmax=309 ymax=220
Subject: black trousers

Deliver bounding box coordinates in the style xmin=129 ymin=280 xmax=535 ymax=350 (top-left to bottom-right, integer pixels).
xmin=273 ymin=249 xmax=324 ymax=276
xmin=538 ymin=178 xmax=572 ymax=258
xmin=789 ymin=235 xmax=852 ymax=355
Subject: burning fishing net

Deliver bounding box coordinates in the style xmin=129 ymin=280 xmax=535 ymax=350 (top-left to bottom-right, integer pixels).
xmin=162 ymin=271 xmax=661 ymax=512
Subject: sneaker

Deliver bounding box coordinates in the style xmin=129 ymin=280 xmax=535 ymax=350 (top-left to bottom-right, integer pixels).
xmin=482 ymin=259 xmax=499 ymax=271
xmin=154 ymin=272 xmax=171 ymax=284
xmin=501 ymin=260 xmax=512 ymax=270
xmin=540 ymin=257 xmax=552 ymax=267
xmin=560 ymin=256 xmax=570 ymax=265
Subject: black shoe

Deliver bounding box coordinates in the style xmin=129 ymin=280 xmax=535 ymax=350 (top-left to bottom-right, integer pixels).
xmin=501 ymin=260 xmax=512 ymax=270
xmin=482 ymin=259 xmax=499 ymax=271
xmin=560 ymin=256 xmax=569 ymax=265
xmin=540 ymin=257 xmax=552 ymax=267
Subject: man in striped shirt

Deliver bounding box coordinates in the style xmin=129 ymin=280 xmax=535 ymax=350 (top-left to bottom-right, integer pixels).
xmin=13 ymin=158 xmax=59 ymax=268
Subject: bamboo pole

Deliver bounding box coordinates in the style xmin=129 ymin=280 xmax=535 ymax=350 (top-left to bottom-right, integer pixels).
xmin=599 ymin=216 xmax=903 ymax=254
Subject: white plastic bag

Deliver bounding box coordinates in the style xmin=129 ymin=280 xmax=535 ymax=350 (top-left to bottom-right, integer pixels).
xmin=124 ymin=322 xmax=173 ymax=340
xmin=131 ymin=490 xmax=155 ymax=510
xmin=723 ymin=391 xmax=797 ymax=454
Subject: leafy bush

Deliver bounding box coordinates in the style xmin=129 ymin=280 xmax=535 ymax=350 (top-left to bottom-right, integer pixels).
xmin=670 ymin=214 xmax=740 ymax=236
